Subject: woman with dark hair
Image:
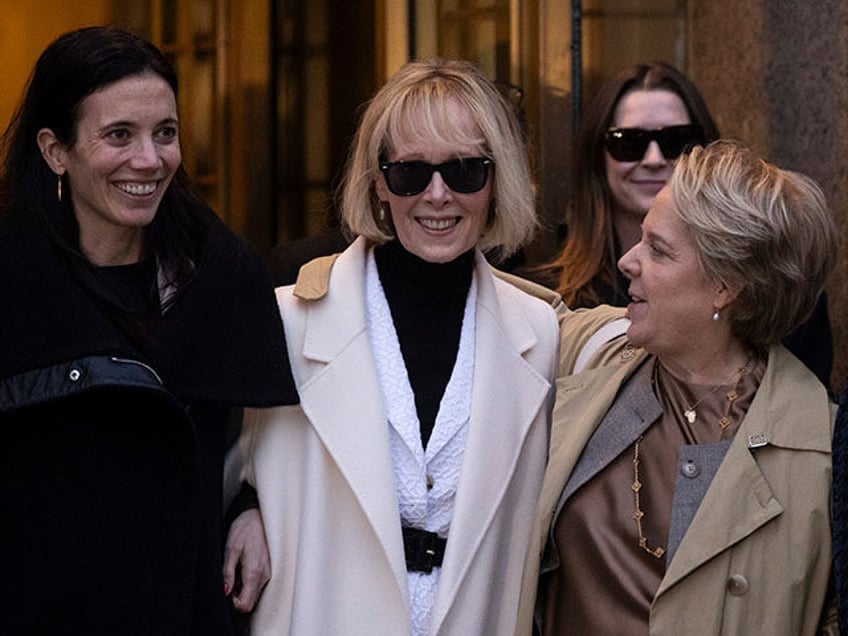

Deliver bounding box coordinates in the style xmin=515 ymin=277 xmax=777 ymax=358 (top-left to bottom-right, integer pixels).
xmin=0 ymin=26 xmax=297 ymax=634
xmin=540 ymin=62 xmax=718 ymax=308
xmin=534 ymin=61 xmax=833 ymax=387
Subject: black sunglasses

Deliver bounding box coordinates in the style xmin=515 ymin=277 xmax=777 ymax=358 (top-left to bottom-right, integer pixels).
xmin=604 ymin=124 xmax=705 ymax=162
xmin=379 ymin=157 xmax=493 ymax=196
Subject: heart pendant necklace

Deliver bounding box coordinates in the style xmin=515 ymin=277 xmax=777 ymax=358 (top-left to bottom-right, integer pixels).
xmin=682 ymin=355 xmax=752 ymax=426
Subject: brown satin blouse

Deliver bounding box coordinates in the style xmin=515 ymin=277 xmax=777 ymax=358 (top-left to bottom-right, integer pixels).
xmin=542 ymin=354 xmax=763 ymax=635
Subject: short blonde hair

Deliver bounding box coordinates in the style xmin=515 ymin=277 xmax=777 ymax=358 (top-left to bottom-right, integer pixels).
xmin=339 ymin=59 xmax=536 ymax=260
xmin=670 ymin=140 xmax=836 ymax=346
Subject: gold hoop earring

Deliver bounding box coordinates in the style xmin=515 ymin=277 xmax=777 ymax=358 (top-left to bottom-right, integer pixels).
xmin=57 ymin=174 xmax=62 ymax=202
xmin=376 ymin=202 xmax=394 ymax=235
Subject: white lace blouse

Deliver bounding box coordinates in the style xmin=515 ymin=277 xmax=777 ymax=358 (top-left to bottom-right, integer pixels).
xmin=365 ymin=248 xmax=477 ymax=636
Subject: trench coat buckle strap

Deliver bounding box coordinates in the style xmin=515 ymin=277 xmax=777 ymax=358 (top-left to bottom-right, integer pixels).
xmin=402 ymin=526 xmax=447 ymax=574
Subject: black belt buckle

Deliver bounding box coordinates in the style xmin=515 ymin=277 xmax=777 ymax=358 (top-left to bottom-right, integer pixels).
xmin=402 ymin=526 xmax=447 ymax=574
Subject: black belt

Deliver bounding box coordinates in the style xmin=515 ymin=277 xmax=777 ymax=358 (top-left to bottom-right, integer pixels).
xmin=402 ymin=526 xmax=447 ymax=574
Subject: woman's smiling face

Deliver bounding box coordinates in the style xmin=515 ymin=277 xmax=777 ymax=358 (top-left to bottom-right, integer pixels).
xmin=605 ymin=89 xmax=692 ymax=224
xmin=374 ymin=100 xmax=492 ymax=264
xmin=47 ymin=72 xmax=181 ymax=264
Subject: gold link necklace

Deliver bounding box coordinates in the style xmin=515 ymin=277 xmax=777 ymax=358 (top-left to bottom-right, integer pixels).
xmin=631 ymin=435 xmax=665 ymax=559
xmin=631 ymin=356 xmax=754 ymax=559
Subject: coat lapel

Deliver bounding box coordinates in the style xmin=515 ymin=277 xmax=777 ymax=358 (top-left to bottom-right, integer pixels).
xmin=658 ymin=431 xmax=783 ymax=594
xmin=561 ymin=358 xmax=659 ymax=502
xmin=658 ymin=345 xmax=831 ymax=595
xmin=533 ymin=353 xmax=648 ymax=547
xmin=429 ymin=256 xmax=552 ymax=630
xmin=293 ymin=239 xmax=409 ymax=600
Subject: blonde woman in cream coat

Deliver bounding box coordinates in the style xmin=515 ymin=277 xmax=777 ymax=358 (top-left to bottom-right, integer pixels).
xmin=230 ymin=59 xmax=558 ymax=635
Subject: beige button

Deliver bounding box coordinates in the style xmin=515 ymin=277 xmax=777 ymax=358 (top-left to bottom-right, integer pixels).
xmin=426 ymin=475 xmax=434 ymax=490
xmin=727 ymin=574 xmax=749 ymax=596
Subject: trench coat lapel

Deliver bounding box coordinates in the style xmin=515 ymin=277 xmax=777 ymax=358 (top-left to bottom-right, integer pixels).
xmin=429 ymin=257 xmax=552 ymax=631
xmin=657 ymin=429 xmax=783 ymax=594
xmin=561 ymin=358 xmax=658 ymax=502
xmin=293 ymin=240 xmax=409 ymax=600
xmin=658 ymin=346 xmax=829 ymax=595
xmin=533 ymin=353 xmax=647 ymax=546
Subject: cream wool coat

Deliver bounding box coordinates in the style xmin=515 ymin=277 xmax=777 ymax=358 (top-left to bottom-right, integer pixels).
xmin=237 ymin=237 xmax=558 ymax=635
xmin=516 ymin=305 xmax=837 ymax=636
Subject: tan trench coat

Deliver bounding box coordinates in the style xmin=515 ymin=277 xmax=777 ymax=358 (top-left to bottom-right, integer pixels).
xmin=516 ymin=305 xmax=837 ymax=636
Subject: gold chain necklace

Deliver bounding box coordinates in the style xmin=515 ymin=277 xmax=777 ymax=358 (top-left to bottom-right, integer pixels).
xmin=631 ymin=435 xmax=665 ymax=559
xmin=682 ymin=357 xmax=753 ymax=425
xmin=632 ymin=356 xmax=755 ymax=559
xmin=683 ymin=384 xmax=725 ymax=424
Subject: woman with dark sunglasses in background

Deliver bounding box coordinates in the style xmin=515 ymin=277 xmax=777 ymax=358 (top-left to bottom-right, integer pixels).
xmin=530 ymin=61 xmax=834 ymax=390
xmin=226 ymin=58 xmax=559 ymax=634
xmin=532 ymin=62 xmax=717 ymax=309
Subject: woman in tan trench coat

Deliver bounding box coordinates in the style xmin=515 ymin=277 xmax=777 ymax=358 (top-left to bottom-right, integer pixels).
xmin=517 ymin=140 xmax=838 ymax=635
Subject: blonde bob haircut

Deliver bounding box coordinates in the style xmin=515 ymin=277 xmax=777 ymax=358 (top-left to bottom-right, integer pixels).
xmin=669 ymin=140 xmax=837 ymax=347
xmin=339 ymin=58 xmax=536 ymax=260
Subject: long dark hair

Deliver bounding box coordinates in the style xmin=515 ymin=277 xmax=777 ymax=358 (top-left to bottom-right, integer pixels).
xmin=0 ymin=26 xmax=207 ymax=341
xmin=547 ymin=62 xmax=719 ymax=307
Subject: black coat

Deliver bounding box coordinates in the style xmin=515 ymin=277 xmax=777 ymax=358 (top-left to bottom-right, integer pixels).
xmin=0 ymin=208 xmax=297 ymax=635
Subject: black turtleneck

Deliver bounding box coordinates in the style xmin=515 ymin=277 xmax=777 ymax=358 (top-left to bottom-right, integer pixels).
xmin=374 ymin=240 xmax=474 ymax=449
